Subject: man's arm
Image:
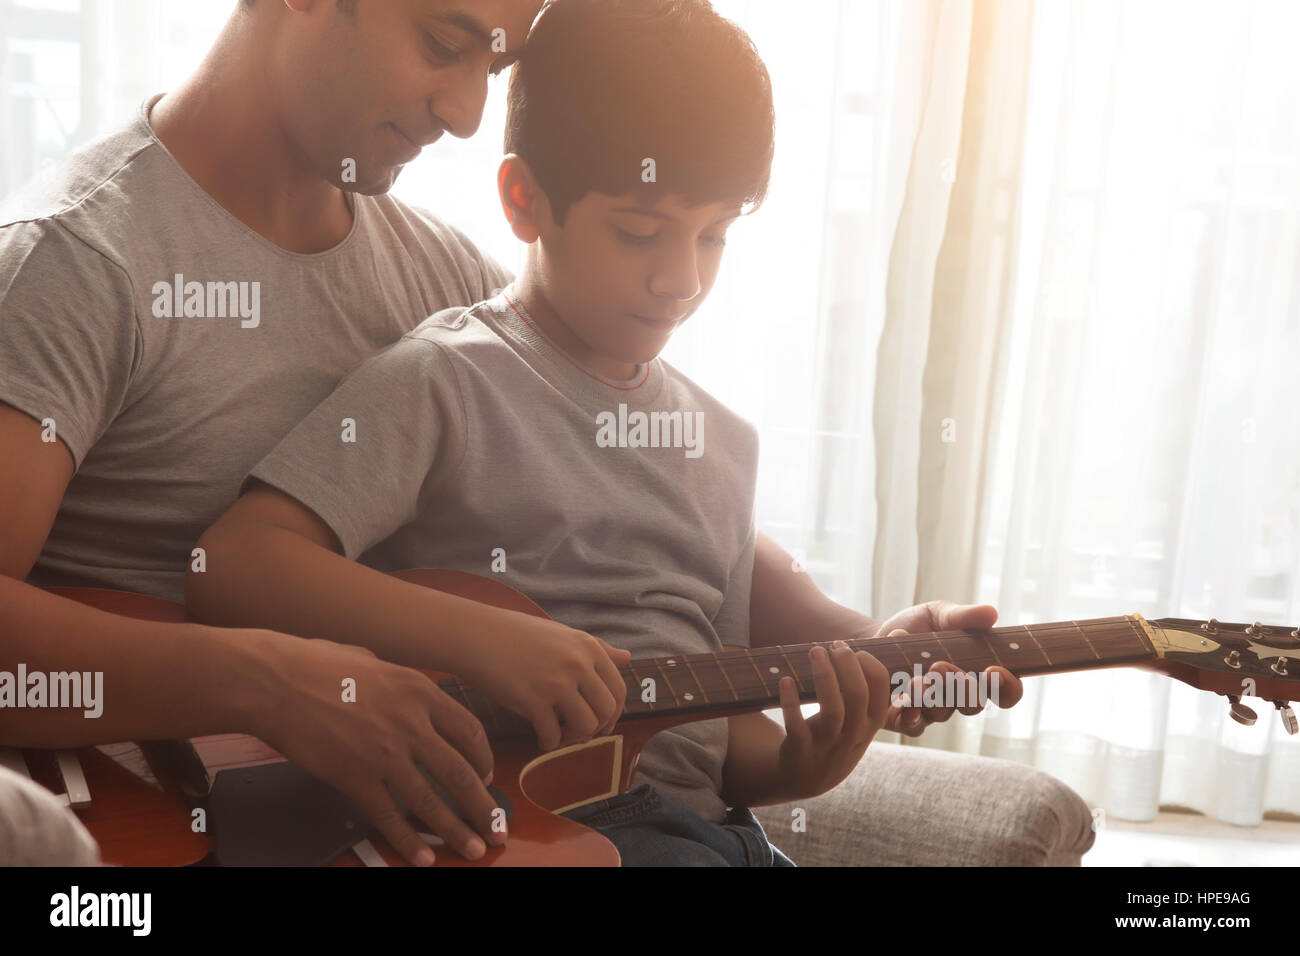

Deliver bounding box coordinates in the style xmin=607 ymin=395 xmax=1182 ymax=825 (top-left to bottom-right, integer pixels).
xmin=0 ymin=402 xmax=255 ymax=747
xmin=0 ymin=404 xmax=500 ymax=864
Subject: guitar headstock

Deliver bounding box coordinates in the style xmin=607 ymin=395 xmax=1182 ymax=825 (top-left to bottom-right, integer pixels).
xmin=1144 ymin=616 xmax=1300 ymax=733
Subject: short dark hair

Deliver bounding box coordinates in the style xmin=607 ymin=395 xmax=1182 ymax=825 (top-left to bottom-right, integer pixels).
xmin=504 ymin=0 xmax=775 ymax=226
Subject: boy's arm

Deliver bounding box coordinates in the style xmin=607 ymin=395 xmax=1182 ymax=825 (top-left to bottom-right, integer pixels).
xmin=188 ymin=481 xmax=630 ymax=752
xmin=720 ymin=641 xmax=891 ymax=808
xmin=748 ymin=533 xmax=1023 ymax=735
xmin=748 ymin=533 xmax=881 ymax=647
xmin=0 ymin=405 xmax=496 ymax=864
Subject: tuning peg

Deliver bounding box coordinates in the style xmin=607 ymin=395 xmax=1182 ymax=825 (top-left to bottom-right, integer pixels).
xmin=1227 ymin=695 xmax=1257 ymax=726
xmin=1275 ymin=702 xmax=1298 ymax=735
xmin=1201 ymin=619 xmax=1219 ymax=635
xmin=1246 ymin=621 xmax=1266 ymax=638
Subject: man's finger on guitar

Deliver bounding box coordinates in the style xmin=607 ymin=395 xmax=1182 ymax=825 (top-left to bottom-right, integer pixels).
xmin=830 ymin=640 xmax=869 ymax=725
xmin=556 ymin=693 xmax=600 ymax=748
xmin=414 ymin=736 xmax=504 ymax=847
xmin=897 ymin=676 xmax=929 ymax=736
xmin=578 ymin=676 xmax=619 ymax=737
xmin=427 ymin=685 xmax=494 ymax=781
xmin=778 ymin=676 xmax=813 ymax=752
xmin=907 ymin=671 xmax=955 ymax=724
xmin=808 ymin=644 xmax=845 ymax=739
xmin=359 ymin=789 xmax=438 ymax=867
xmin=985 ymin=665 xmax=1022 ymax=708
xmin=389 ymin=761 xmax=486 ymax=862
xmin=892 ymin=705 xmax=927 ymax=737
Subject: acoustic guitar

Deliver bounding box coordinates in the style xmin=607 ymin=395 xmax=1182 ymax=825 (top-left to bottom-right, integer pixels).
xmin=8 ymin=569 xmax=1299 ymax=866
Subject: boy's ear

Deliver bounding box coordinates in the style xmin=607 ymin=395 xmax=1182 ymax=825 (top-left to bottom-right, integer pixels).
xmin=498 ymin=154 xmax=544 ymax=243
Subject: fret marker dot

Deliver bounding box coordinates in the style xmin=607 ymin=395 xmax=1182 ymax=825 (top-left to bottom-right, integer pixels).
xmin=683 ymin=693 xmax=694 ymax=702
xmin=666 ymin=659 xmax=677 ymax=666
xmin=1009 ymin=642 xmax=1020 ymax=651
xmin=920 ymin=651 xmax=931 ymax=659
xmin=769 ymin=666 xmax=780 ymax=675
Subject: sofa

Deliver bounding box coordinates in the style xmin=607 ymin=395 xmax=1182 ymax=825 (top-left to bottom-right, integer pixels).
xmin=753 ymin=741 xmax=1097 ymax=865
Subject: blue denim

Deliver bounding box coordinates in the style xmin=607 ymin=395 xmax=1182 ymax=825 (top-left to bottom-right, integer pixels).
xmin=560 ymin=784 xmax=797 ymax=867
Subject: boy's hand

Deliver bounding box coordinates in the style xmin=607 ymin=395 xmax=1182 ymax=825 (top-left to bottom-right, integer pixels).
xmin=453 ymin=614 xmax=630 ymax=752
xmin=240 ymin=629 xmax=499 ymax=867
xmin=775 ymin=641 xmax=892 ymax=798
xmin=870 ymin=601 xmax=1023 ymax=736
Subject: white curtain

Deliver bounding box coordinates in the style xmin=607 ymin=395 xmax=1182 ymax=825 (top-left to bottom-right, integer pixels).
xmin=5 ymin=0 xmax=1299 ymax=825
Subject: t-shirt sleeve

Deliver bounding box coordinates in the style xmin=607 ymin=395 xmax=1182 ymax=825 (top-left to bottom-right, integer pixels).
xmin=0 ymin=220 xmax=139 ymax=471
xmin=245 ymin=332 xmax=468 ymax=561
xmin=711 ymin=513 xmax=756 ymax=649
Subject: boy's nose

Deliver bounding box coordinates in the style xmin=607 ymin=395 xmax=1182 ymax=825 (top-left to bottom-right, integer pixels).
xmin=648 ymin=243 xmax=702 ymax=303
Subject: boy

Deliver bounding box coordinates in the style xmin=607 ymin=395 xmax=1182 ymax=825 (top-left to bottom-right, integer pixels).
xmin=188 ymin=0 xmax=890 ymax=866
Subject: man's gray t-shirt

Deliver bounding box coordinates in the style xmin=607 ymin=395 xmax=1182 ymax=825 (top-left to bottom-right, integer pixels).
xmin=248 ymin=290 xmax=760 ymax=823
xmin=0 ymin=93 xmax=510 ymax=601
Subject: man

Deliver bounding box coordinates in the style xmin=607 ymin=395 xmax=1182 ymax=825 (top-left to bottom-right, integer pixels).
xmin=0 ymin=0 xmax=1018 ymax=866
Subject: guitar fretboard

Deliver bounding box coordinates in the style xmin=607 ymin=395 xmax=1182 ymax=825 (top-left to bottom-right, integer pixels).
xmin=438 ymin=615 xmax=1157 ymax=741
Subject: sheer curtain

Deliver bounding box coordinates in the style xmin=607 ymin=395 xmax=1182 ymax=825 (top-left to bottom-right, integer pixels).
xmin=4 ymin=0 xmax=1298 ymax=826
xmin=863 ymin=0 xmax=1300 ymax=825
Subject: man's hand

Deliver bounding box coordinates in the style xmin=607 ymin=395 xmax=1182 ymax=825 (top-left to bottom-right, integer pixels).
xmin=870 ymin=600 xmax=1023 ymax=736
xmin=238 ymin=629 xmax=500 ymax=867
xmin=775 ymin=641 xmax=892 ymax=799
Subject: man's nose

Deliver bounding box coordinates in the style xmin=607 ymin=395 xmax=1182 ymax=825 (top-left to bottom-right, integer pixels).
xmin=434 ymin=69 xmax=490 ymax=140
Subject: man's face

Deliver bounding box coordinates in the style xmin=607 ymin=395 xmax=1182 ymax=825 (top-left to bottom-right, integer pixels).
xmin=533 ymin=191 xmax=743 ymax=369
xmin=272 ymin=0 xmax=542 ymax=194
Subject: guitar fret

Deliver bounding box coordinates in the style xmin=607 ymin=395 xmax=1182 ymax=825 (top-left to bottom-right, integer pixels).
xmin=777 ymin=647 xmax=805 ymax=694
xmin=681 ymin=657 xmax=709 ymax=705
xmin=1074 ymin=621 xmax=1100 ymax=660
xmin=1025 ymin=624 xmax=1054 ymax=666
xmin=980 ymin=633 xmax=1005 ymax=668
xmin=654 ymin=660 xmax=681 ymax=705
xmin=712 ymin=653 xmax=740 ymax=701
xmin=745 ymin=653 xmax=771 ymax=697
xmin=626 ymin=661 xmax=653 ymax=712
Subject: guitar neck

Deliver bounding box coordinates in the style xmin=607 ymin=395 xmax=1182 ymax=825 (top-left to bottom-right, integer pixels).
xmin=439 ymin=615 xmax=1159 ymax=740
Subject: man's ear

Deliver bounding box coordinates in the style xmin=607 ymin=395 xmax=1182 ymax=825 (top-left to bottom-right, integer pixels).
xmin=498 ymin=154 xmax=544 ymax=243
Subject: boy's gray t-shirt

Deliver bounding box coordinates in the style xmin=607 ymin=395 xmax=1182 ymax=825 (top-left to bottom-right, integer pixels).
xmin=248 ymin=291 xmax=760 ymax=823
xmin=0 ymin=94 xmax=510 ymax=602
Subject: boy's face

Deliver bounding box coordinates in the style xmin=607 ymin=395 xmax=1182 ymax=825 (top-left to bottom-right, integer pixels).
xmin=525 ymin=190 xmax=743 ymax=375
xmin=273 ymin=0 xmax=541 ymax=194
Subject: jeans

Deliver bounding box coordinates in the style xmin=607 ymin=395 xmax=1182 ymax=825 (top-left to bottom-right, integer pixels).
xmin=560 ymin=784 xmax=797 ymax=867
